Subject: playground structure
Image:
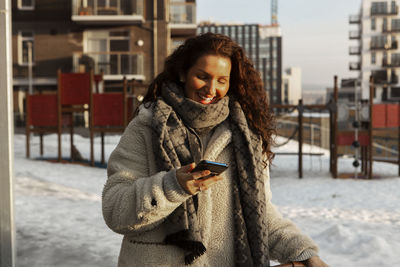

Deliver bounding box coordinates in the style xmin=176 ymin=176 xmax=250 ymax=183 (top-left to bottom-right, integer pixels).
xmin=272 ymin=75 xmax=400 ymax=179
xmin=25 ymin=70 xmax=144 ymax=166
xmin=25 ymin=71 xmax=399 ymax=176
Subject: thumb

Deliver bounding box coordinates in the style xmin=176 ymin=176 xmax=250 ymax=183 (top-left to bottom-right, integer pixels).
xmin=179 ymin=162 xmax=195 ymax=173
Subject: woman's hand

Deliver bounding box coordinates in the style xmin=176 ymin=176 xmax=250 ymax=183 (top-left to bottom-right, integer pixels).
xmin=304 ymin=256 xmax=329 ymax=267
xmin=176 ymin=163 xmax=223 ymax=195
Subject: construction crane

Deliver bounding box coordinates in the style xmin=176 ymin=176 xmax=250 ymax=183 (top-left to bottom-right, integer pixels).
xmin=271 ymin=0 xmax=278 ymax=25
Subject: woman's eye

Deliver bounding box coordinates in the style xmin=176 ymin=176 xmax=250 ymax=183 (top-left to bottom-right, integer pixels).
xmin=197 ymin=75 xmax=207 ymax=80
xmin=218 ymin=80 xmax=227 ymax=85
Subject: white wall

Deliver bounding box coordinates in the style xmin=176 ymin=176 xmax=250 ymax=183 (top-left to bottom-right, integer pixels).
xmin=282 ymin=67 xmax=302 ymax=104
xmin=0 ymin=0 xmax=15 ymax=266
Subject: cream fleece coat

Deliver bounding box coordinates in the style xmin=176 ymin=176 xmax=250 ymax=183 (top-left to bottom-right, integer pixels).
xmin=102 ymin=106 xmax=318 ymax=267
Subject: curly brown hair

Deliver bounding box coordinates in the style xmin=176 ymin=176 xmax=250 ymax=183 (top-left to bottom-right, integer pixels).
xmin=143 ymin=32 xmax=276 ymax=163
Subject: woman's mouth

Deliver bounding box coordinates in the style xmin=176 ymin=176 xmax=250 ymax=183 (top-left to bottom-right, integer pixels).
xmin=197 ymin=93 xmax=214 ymax=104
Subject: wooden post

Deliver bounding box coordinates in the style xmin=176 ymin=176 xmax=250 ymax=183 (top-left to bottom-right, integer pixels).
xmin=368 ymin=76 xmax=374 ymax=179
xmin=0 ymin=0 xmax=16 ymax=265
xmin=298 ymin=99 xmax=303 ymax=179
xmin=70 ymin=114 xmax=74 ymax=161
xmin=101 ymin=132 xmax=105 ymax=165
xmin=332 ymin=75 xmax=339 ymax=178
xmin=90 ymin=71 xmax=95 ymax=166
xmin=57 ymin=69 xmax=62 ymax=162
xmin=328 ymin=99 xmax=333 ymax=174
xmin=26 ymin=94 xmax=30 ymax=158
xmin=123 ymin=77 xmax=128 ymax=127
xmin=40 ymin=133 xmax=43 ymax=156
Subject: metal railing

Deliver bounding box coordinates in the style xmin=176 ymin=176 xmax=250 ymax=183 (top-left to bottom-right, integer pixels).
xmin=349 ymin=46 xmax=361 ymax=55
xmin=72 ymin=0 xmax=143 ymax=16
xmin=349 ymin=14 xmax=361 ymax=24
xmin=169 ymin=2 xmax=196 ymax=24
xmin=371 ymin=6 xmax=398 ymax=15
xmin=382 ymin=59 xmax=400 ymax=67
xmin=73 ymin=52 xmax=144 ymax=76
xmin=371 ymin=72 xmax=398 ymax=84
xmin=383 ymin=25 xmax=400 ymax=32
xmin=370 ymin=41 xmax=398 ymax=50
xmin=349 ymin=30 xmax=361 ymax=39
xmin=349 ymin=62 xmax=361 ymax=70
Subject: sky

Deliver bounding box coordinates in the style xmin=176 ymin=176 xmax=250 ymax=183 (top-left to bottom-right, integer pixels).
xmin=197 ymin=0 xmax=363 ymax=89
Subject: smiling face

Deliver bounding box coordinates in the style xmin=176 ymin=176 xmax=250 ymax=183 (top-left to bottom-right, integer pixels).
xmin=183 ymin=54 xmax=231 ymax=105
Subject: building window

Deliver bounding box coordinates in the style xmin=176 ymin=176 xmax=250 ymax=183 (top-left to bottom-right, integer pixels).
xmin=84 ymin=30 xmax=143 ymax=76
xmin=18 ymin=0 xmax=34 ymax=10
xmin=391 ymin=87 xmax=400 ymax=98
xmin=383 ymin=18 xmax=388 ymax=31
xmin=371 ymin=2 xmax=387 ymax=15
xmin=371 ymin=18 xmax=376 ymax=30
xmin=391 ymin=1 xmax=397 ymax=13
xmin=371 ymin=52 xmax=376 ymax=64
xmin=371 ymin=35 xmax=387 ymax=48
xmin=18 ymin=31 xmax=34 ymax=65
xmin=392 ymin=19 xmax=400 ymax=31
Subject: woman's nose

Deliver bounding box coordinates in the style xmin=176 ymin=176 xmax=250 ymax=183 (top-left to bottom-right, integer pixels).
xmin=206 ymin=80 xmax=217 ymax=96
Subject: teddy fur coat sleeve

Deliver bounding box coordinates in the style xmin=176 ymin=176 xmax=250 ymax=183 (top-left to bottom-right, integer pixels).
xmin=262 ymin=161 xmax=319 ymax=262
xmin=102 ymin=111 xmax=192 ymax=235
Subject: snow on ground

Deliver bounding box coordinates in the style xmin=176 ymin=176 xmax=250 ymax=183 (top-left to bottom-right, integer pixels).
xmin=13 ymin=133 xmax=400 ymax=267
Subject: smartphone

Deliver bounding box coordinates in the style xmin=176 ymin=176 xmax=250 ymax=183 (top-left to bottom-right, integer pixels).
xmin=191 ymin=160 xmax=229 ymax=179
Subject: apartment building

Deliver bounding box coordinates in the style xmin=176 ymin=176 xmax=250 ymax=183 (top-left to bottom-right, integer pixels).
xmin=282 ymin=67 xmax=302 ymax=105
xmin=349 ymin=0 xmax=400 ymax=102
xmin=12 ymin=0 xmax=196 ymax=122
xmin=197 ymin=23 xmax=283 ymax=105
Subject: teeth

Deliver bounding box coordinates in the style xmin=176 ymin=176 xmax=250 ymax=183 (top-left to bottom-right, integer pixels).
xmin=200 ymin=95 xmax=213 ymax=101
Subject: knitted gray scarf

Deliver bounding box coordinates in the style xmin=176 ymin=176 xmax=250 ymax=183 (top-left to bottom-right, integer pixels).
xmin=152 ymin=83 xmax=269 ymax=266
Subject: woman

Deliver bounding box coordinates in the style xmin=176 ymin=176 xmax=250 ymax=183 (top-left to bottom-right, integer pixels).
xmin=102 ymin=33 xmax=329 ymax=267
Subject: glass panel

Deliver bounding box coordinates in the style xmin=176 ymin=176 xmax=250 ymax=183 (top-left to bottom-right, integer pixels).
xmin=110 ymin=54 xmax=118 ymax=74
xmin=121 ymin=54 xmax=130 ymax=74
xmin=87 ymin=31 xmax=108 ymax=39
xmin=21 ymin=31 xmax=33 ymax=37
xmin=109 ymin=31 xmax=129 ymax=37
xmin=22 ymin=41 xmax=30 ymax=63
xmin=97 ymin=54 xmax=110 ymax=74
xmin=98 ymin=0 xmax=106 ymax=8
xmin=88 ymin=39 xmax=107 ymax=52
xmin=170 ymin=3 xmax=195 ymax=24
xmin=21 ymin=0 xmax=33 ymax=7
xmin=110 ymin=40 xmax=129 ymax=51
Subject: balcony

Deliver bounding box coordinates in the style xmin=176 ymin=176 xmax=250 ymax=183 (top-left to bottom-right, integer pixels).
xmin=382 ymin=59 xmax=400 ymax=67
xmin=73 ymin=52 xmax=145 ymax=80
xmin=370 ymin=41 xmax=398 ymax=50
xmin=349 ymin=30 xmax=361 ymax=39
xmin=71 ymin=0 xmax=144 ymax=25
xmin=349 ymin=62 xmax=361 ymax=71
xmin=371 ymin=6 xmax=398 ymax=16
xmin=382 ymin=25 xmax=400 ymax=32
xmin=169 ymin=2 xmax=196 ymax=35
xmin=371 ymin=71 xmax=398 ymax=84
xmin=349 ymin=46 xmax=361 ymax=55
xmin=349 ymin=14 xmax=361 ymax=24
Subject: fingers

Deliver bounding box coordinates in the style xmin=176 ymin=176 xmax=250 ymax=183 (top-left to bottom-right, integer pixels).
xmin=193 ymin=175 xmax=223 ymax=191
xmin=176 ymin=163 xmax=223 ymax=195
xmin=179 ymin=162 xmax=196 ymax=173
xmin=191 ymin=170 xmax=211 ymax=180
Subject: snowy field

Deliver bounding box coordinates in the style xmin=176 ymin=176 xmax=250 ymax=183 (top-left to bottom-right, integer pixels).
xmin=13 ymin=133 xmax=400 ymax=267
